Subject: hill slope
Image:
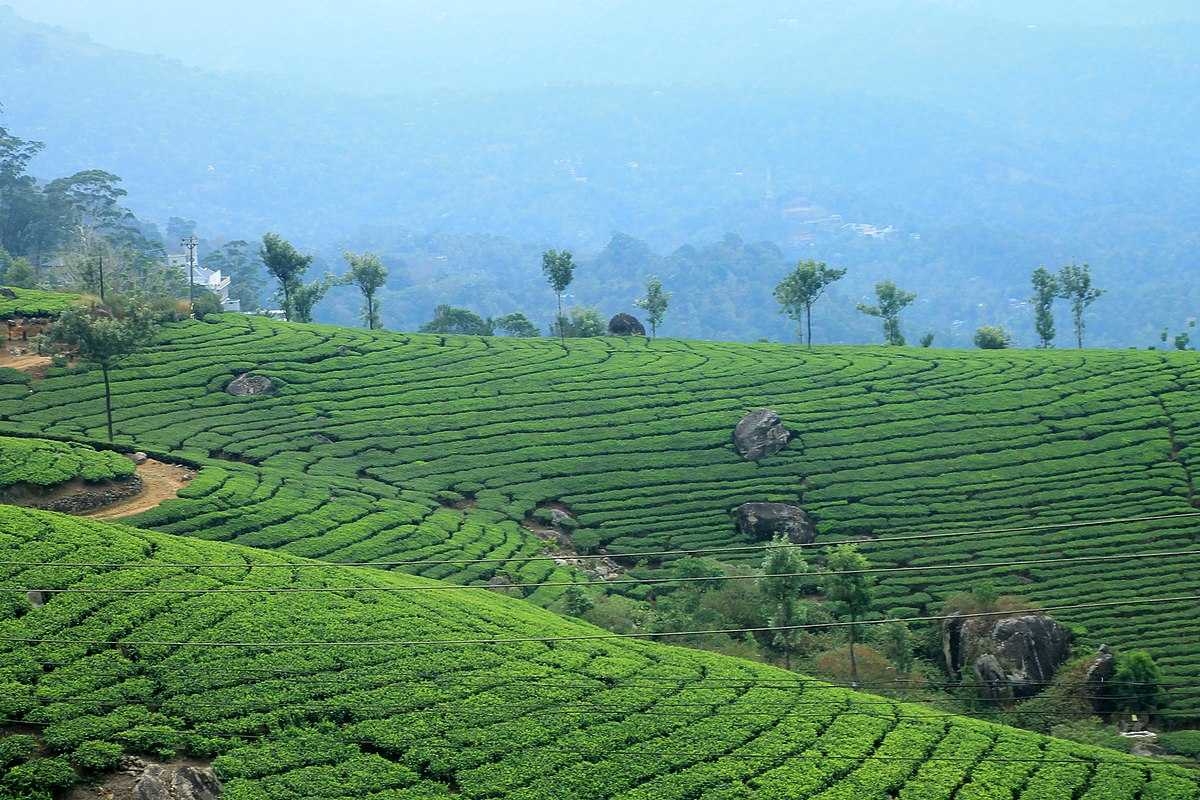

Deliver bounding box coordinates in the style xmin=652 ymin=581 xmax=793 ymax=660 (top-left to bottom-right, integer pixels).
xmin=0 ymin=504 xmax=1196 ymax=799
xmin=2 ymin=314 xmax=1200 ymax=715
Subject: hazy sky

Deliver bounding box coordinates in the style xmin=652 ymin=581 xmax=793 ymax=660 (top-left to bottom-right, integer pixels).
xmin=5 ymin=0 xmax=1199 ymax=92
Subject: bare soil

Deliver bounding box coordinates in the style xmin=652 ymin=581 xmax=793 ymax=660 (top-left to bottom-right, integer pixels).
xmin=84 ymin=459 xmax=193 ymax=520
xmin=0 ymin=348 xmax=52 ymax=379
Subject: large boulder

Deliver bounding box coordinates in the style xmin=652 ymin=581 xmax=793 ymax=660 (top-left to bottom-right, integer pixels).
xmin=973 ymin=653 xmax=1007 ymax=700
xmin=733 ymin=409 xmax=792 ymax=461
xmin=608 ymin=313 xmax=646 ymax=336
xmin=1083 ymin=644 xmax=1117 ymax=711
xmin=134 ymin=764 xmax=221 ymax=800
xmin=226 ymin=372 xmax=274 ymax=397
xmin=944 ymin=613 xmax=1072 ymax=699
xmin=734 ymin=502 xmax=816 ymax=544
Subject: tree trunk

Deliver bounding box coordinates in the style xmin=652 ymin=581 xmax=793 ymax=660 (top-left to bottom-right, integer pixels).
xmin=367 ymin=294 xmax=374 ymax=330
xmin=805 ymin=302 xmax=813 ymax=349
xmin=556 ymin=292 xmax=564 ymax=343
xmin=283 ymin=285 xmax=291 ymax=322
xmin=848 ymin=614 xmax=859 ymax=688
xmin=101 ymin=363 xmax=114 ymax=443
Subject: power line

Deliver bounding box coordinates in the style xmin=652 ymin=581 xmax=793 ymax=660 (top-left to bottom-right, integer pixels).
xmin=13 ymin=547 xmax=1200 ymax=596
xmin=3 ymin=594 xmax=1195 ymax=648
xmin=9 ymin=510 xmax=1198 ymax=571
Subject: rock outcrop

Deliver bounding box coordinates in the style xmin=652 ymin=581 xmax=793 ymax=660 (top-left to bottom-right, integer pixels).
xmin=944 ymin=612 xmax=1072 ymax=698
xmin=607 ymin=313 xmax=646 ymax=336
xmin=734 ymin=502 xmax=816 ymax=544
xmin=0 ymin=287 xmax=16 ymax=299
xmin=133 ymin=763 xmax=222 ymax=800
xmin=733 ymin=409 xmax=792 ymax=461
xmin=226 ymin=373 xmax=274 ymax=397
xmin=1083 ymin=644 xmax=1117 ymax=711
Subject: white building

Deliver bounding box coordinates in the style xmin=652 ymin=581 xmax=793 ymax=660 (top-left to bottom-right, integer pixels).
xmin=168 ymin=254 xmax=241 ymax=312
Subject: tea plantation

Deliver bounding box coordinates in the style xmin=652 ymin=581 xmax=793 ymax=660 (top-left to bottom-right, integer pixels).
xmin=0 ymin=435 xmax=134 ymax=490
xmin=2 ymin=314 xmax=1200 ymax=717
xmin=0 ymin=505 xmax=1196 ymax=799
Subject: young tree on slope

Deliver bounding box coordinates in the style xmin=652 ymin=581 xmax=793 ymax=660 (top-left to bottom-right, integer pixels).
xmin=259 ymin=233 xmax=312 ymax=321
xmin=541 ymin=249 xmax=575 ymax=343
xmin=774 ymin=259 xmax=846 ymax=348
xmin=758 ymin=534 xmax=809 ymax=670
xmin=856 ymin=281 xmax=916 ymax=346
xmin=1030 ymin=267 xmax=1058 ymax=348
xmin=824 ymin=544 xmax=875 ymax=688
xmin=51 ymin=304 xmax=156 ymax=442
xmin=1057 ymin=263 xmax=1103 ymax=349
xmin=288 ymin=273 xmax=341 ymax=324
xmin=635 ymin=276 xmax=671 ymax=339
xmin=343 ymin=251 xmax=388 ymax=330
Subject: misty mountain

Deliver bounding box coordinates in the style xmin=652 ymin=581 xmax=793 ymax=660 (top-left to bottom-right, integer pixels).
xmin=1 ymin=4 xmax=1197 ymax=345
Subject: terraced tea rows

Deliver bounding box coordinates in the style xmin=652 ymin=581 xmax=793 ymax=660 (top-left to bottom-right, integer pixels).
xmin=0 ymin=435 xmax=134 ymax=489
xmin=1 ymin=506 xmax=1196 ymax=799
xmin=3 ymin=314 xmax=1200 ymax=713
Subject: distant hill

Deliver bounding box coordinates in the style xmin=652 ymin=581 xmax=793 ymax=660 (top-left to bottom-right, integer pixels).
xmin=2 ymin=5 xmax=1199 ymax=345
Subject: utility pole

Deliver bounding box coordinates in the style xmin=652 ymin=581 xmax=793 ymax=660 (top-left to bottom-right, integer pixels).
xmin=181 ymin=235 xmax=199 ymax=316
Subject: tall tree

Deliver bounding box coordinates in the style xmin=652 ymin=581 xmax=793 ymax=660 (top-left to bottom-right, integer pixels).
xmin=773 ymin=260 xmax=847 ymax=348
xmin=259 ymin=233 xmax=312 ymax=321
xmin=824 ymin=544 xmax=874 ymax=688
xmin=635 ymin=275 xmax=670 ymax=339
xmin=343 ymin=251 xmax=388 ymax=330
xmin=541 ymin=249 xmax=575 ymax=343
xmin=857 ymin=281 xmax=917 ymax=346
xmin=1057 ymin=263 xmax=1103 ymax=349
xmin=493 ymin=312 xmax=540 ymax=337
xmin=1030 ymin=267 xmax=1058 ymax=348
xmin=758 ymin=535 xmax=809 ymax=670
xmin=51 ymin=305 xmax=156 ymax=442
xmin=420 ymin=305 xmax=495 ymax=336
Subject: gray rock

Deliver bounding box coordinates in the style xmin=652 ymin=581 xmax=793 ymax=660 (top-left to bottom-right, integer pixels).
xmin=25 ymin=590 xmax=47 ymax=608
xmin=226 ymin=373 xmax=274 ymax=397
xmin=733 ymin=409 xmax=792 ymax=461
xmin=133 ymin=765 xmax=169 ymax=800
xmin=944 ymin=613 xmax=1072 ymax=699
xmin=1084 ymin=644 xmax=1117 ymax=711
xmin=607 ymin=313 xmax=646 ymax=336
xmin=130 ymin=451 xmax=149 ymax=465
xmin=734 ymin=502 xmax=816 ymax=544
xmin=973 ymin=653 xmax=1007 ymax=699
xmin=0 ymin=287 xmax=16 ymax=299
xmin=173 ymin=765 xmax=222 ymax=799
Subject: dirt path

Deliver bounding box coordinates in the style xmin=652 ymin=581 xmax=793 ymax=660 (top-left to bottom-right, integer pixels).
xmin=0 ymin=349 xmax=51 ymax=378
xmin=84 ymin=458 xmax=194 ymax=520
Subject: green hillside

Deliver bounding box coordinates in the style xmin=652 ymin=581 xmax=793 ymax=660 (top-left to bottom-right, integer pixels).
xmin=0 ymin=505 xmax=1196 ymax=799
xmin=0 ymin=436 xmax=134 ymax=490
xmin=2 ymin=313 xmax=1200 ymax=716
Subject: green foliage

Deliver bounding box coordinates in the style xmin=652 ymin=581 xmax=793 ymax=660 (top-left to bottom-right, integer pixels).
xmin=553 ymin=306 xmax=605 ymax=338
xmin=205 ymin=240 xmax=266 ymax=311
xmin=876 ymin=619 xmax=914 ymax=674
xmin=856 ymin=280 xmax=916 ymax=345
xmin=542 ymin=249 xmax=575 ymax=341
xmin=288 ymin=273 xmax=341 ymax=324
xmin=0 ymin=435 xmax=134 ymax=488
xmin=493 ymin=312 xmax=539 ymax=337
xmin=919 ymin=332 xmax=935 ymax=348
xmin=420 ymin=304 xmax=494 ymax=335
xmin=773 ymin=259 xmax=846 ymax=347
xmin=1048 ymin=718 xmax=1130 ymax=753
xmin=561 ymin=583 xmax=594 ymax=617
xmin=758 ymin=535 xmax=809 ymax=668
xmin=0 ymin=288 xmax=80 ymax=317
xmin=1111 ymin=651 xmax=1163 ymax=713
xmin=1159 ymin=730 xmax=1200 ymax=760
xmin=343 ymin=251 xmax=388 ymax=330
xmin=1031 ymin=267 xmax=1058 ymax=347
xmin=973 ymin=325 xmax=1013 ymax=349
xmin=1175 ymin=332 xmax=1190 ymax=351
xmin=69 ymin=740 xmax=123 ymax=772
xmin=3 ymin=258 xmax=36 ymax=289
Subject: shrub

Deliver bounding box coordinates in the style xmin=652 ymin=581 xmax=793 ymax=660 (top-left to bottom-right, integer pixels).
xmin=70 ymin=741 xmax=123 ymax=772
xmin=974 ymin=325 xmax=1013 ymax=349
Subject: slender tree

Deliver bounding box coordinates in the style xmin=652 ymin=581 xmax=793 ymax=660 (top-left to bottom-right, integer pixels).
xmin=343 ymin=251 xmax=388 ymax=330
xmin=288 ymin=273 xmax=340 ymax=324
xmin=259 ymin=233 xmax=312 ymax=321
xmin=1056 ymin=263 xmax=1103 ymax=349
xmin=541 ymin=249 xmax=575 ymax=342
xmin=824 ymin=544 xmax=874 ymax=688
xmin=758 ymin=534 xmax=809 ymax=670
xmin=51 ymin=305 xmax=156 ymax=442
xmin=773 ymin=260 xmax=847 ymax=348
xmin=1030 ymin=267 xmax=1058 ymax=348
xmin=635 ymin=276 xmax=671 ymax=339
xmin=856 ymin=281 xmax=916 ymax=346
